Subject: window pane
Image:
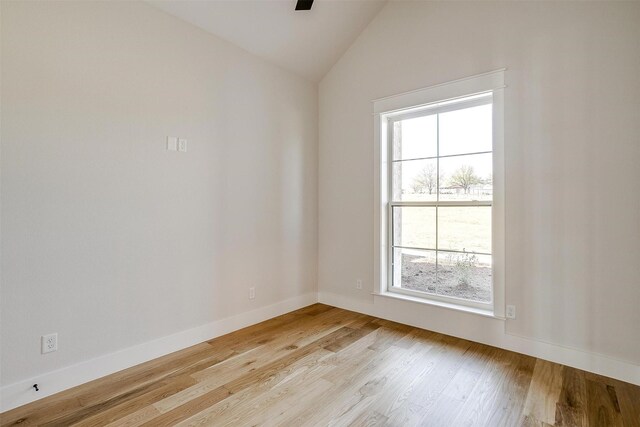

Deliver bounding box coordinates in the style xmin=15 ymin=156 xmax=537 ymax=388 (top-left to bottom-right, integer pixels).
xmin=438 ymin=207 xmax=491 ymax=254
xmin=439 ymin=153 xmax=492 ymax=201
xmin=392 ymin=114 xmax=437 ymax=161
xmin=439 ymin=103 xmax=492 ymax=156
xmin=436 ymin=252 xmax=492 ymax=302
xmin=393 ymin=207 xmax=436 ymax=250
xmin=393 ymin=248 xmax=436 ymax=294
xmin=392 ymin=158 xmax=438 ymax=201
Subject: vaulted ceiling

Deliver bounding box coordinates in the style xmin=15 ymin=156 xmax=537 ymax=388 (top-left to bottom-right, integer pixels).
xmin=148 ymin=0 xmax=387 ymax=82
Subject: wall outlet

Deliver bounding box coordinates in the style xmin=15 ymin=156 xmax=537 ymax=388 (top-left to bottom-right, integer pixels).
xmin=356 ymin=279 xmax=363 ymax=290
xmin=42 ymin=333 xmax=58 ymax=354
xmin=178 ymin=138 xmax=188 ymax=152
xmin=167 ymin=136 xmax=178 ymax=151
xmin=249 ymin=287 xmax=255 ymax=300
xmin=506 ymin=305 xmax=516 ymax=319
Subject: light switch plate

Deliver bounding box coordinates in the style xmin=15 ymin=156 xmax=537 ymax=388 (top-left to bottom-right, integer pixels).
xmin=167 ymin=136 xmax=178 ymax=151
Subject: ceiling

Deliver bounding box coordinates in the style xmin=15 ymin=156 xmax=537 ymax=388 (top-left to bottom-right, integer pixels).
xmin=148 ymin=0 xmax=387 ymax=82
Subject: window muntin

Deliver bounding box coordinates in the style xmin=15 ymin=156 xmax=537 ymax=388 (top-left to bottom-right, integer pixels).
xmin=388 ymin=93 xmax=493 ymax=307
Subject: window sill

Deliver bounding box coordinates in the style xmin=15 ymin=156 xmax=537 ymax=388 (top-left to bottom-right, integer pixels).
xmin=372 ymin=291 xmax=506 ymax=320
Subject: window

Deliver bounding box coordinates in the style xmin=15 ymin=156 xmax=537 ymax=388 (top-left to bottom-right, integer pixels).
xmin=374 ymin=70 xmax=505 ymax=317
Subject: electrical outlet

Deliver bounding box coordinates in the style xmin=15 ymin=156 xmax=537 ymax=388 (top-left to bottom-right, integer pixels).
xmin=506 ymin=305 xmax=516 ymax=319
xmin=178 ymin=138 xmax=188 ymax=152
xmin=356 ymin=279 xmax=363 ymax=290
xmin=249 ymin=287 xmax=255 ymax=300
xmin=42 ymin=333 xmax=58 ymax=354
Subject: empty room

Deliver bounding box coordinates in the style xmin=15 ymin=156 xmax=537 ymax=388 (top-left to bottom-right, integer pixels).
xmin=1 ymin=0 xmax=639 ymax=425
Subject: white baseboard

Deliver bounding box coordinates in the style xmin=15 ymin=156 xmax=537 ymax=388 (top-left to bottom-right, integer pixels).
xmin=318 ymin=291 xmax=640 ymax=386
xmin=3 ymin=290 xmax=638 ymax=413
xmin=0 ymin=292 xmax=318 ymax=413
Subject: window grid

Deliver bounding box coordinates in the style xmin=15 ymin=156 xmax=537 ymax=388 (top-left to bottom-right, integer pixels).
xmin=388 ymin=98 xmax=493 ymax=304
xmin=390 ymin=150 xmax=493 ymax=163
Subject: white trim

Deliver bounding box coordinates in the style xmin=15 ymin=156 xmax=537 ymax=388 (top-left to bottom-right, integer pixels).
xmin=385 ymin=285 xmax=493 ymax=312
xmin=385 ymin=93 xmax=492 ymax=122
xmin=373 ymin=112 xmax=388 ymax=304
xmin=373 ymin=291 xmax=500 ymax=319
xmin=3 ymin=291 xmax=639 ymax=413
xmin=0 ymin=292 xmax=318 ymax=412
xmin=491 ymin=86 xmax=506 ymax=318
xmin=373 ymin=70 xmax=506 ymax=317
xmin=318 ymin=291 xmax=640 ymax=386
xmin=373 ymin=69 xmax=506 ymax=114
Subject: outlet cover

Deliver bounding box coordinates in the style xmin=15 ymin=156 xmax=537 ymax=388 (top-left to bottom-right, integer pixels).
xmin=249 ymin=287 xmax=255 ymax=300
xmin=356 ymin=279 xmax=363 ymax=290
xmin=506 ymin=305 xmax=516 ymax=319
xmin=42 ymin=333 xmax=58 ymax=354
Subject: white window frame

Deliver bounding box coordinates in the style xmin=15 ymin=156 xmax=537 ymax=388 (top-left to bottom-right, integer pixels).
xmin=373 ymin=70 xmax=506 ymax=318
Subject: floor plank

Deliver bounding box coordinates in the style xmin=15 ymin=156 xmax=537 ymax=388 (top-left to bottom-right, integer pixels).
xmin=1 ymin=304 xmax=639 ymax=427
xmin=522 ymin=359 xmax=565 ymax=425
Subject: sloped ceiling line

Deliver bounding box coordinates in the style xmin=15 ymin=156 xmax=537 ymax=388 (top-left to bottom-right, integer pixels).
xmin=148 ymin=0 xmax=387 ymax=82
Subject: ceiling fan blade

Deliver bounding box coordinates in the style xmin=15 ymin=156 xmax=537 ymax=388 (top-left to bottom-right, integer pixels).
xmin=295 ymin=0 xmax=314 ymax=11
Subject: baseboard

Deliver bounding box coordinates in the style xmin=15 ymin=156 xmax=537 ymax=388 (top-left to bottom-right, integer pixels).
xmin=0 ymin=292 xmax=318 ymax=413
xmin=4 ymin=290 xmax=637 ymax=413
xmin=318 ymin=291 xmax=640 ymax=386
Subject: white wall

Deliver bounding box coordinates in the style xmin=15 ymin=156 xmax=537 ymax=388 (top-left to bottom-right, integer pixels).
xmin=3 ymin=0 xmax=640 ymax=410
xmin=319 ymin=0 xmax=640 ymax=379
xmin=1 ymin=0 xmax=317 ymax=390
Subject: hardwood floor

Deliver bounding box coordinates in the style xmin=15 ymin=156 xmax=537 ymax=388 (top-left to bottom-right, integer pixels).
xmin=1 ymin=304 xmax=638 ymax=426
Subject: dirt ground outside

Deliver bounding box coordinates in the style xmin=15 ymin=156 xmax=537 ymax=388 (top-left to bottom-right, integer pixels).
xmin=398 ymin=253 xmax=492 ymax=302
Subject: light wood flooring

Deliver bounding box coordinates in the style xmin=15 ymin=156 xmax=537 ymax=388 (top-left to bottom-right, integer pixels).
xmin=1 ymin=304 xmax=638 ymax=426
